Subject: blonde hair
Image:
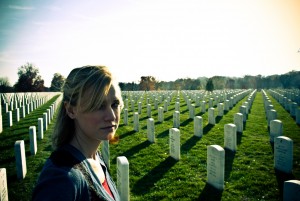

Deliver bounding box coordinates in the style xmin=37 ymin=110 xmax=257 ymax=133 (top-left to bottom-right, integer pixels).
xmin=52 ymin=66 xmax=123 ymax=149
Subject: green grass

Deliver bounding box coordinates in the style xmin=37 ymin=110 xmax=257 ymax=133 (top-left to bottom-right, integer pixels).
xmin=1 ymin=90 xmax=299 ymax=200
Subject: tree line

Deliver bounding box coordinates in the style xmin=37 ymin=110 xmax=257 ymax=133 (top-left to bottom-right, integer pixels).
xmin=120 ymin=71 xmax=300 ymax=91
xmin=0 ymin=63 xmax=299 ymax=92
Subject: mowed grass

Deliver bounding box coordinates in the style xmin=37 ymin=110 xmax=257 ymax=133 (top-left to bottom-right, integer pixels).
xmin=0 ymin=90 xmax=299 ymax=200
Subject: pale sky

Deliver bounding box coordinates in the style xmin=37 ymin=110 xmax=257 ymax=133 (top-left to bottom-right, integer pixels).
xmin=0 ymin=0 xmax=299 ymax=87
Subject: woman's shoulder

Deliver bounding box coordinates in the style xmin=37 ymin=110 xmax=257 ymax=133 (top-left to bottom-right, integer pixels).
xmin=32 ymin=149 xmax=89 ymax=201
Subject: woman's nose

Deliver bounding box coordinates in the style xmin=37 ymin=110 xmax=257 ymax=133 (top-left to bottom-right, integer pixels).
xmin=104 ymin=106 xmax=116 ymax=121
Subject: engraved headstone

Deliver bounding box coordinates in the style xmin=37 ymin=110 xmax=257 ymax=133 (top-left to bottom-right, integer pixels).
xmin=14 ymin=140 xmax=27 ymax=180
xmin=147 ymin=118 xmax=155 ymax=143
xmin=123 ymin=109 xmax=128 ymax=125
xmin=274 ymin=136 xmax=293 ymax=174
xmin=270 ymin=120 xmax=282 ymax=143
xmin=117 ymin=156 xmax=129 ymax=201
xmin=169 ymin=128 xmax=180 ymax=160
xmin=38 ymin=118 xmax=44 ymax=140
xmin=194 ymin=116 xmax=203 ymax=138
xmin=0 ymin=168 xmax=8 ymax=201
xmin=207 ymin=145 xmax=225 ymax=190
xmin=234 ymin=113 xmax=243 ymax=133
xmin=283 ymin=180 xmax=300 ymax=201
xmin=173 ymin=111 xmax=180 ymax=128
xmin=224 ymin=124 xmax=237 ymax=152
xmin=29 ymin=126 xmax=37 ymax=155
xmin=158 ymin=107 xmax=164 ymax=123
xmin=133 ymin=112 xmax=139 ymax=132
xmin=208 ymin=108 xmax=215 ymax=125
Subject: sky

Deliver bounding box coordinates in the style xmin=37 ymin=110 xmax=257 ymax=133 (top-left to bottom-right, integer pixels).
xmin=0 ymin=0 xmax=300 ymax=87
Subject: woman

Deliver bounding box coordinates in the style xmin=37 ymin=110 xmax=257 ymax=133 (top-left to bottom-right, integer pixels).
xmin=32 ymin=66 xmax=123 ymax=201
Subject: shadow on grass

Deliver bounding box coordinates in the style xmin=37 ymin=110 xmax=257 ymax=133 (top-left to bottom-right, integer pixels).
xmin=275 ymin=169 xmax=295 ymax=200
xmin=164 ymin=115 xmax=173 ymax=121
xmin=119 ymin=140 xmax=151 ymax=159
xmin=225 ymin=149 xmax=235 ymax=180
xmin=237 ymin=132 xmax=243 ymax=145
xmin=243 ymin=121 xmax=247 ymax=130
xmin=120 ymin=130 xmax=136 ymax=139
xmin=140 ymin=116 xmax=149 ymax=121
xmin=203 ymin=124 xmax=214 ymax=134
xmin=157 ymin=129 xmax=169 ymax=138
xmin=216 ymin=116 xmax=222 ymax=123
xmin=181 ymin=136 xmax=201 ymax=152
xmin=198 ymin=183 xmax=223 ymax=201
xmin=181 ymin=118 xmax=193 ymax=127
xmin=132 ymin=156 xmax=178 ymax=195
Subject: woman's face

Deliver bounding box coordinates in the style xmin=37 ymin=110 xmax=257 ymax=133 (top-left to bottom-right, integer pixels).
xmin=72 ymin=84 xmax=122 ymax=142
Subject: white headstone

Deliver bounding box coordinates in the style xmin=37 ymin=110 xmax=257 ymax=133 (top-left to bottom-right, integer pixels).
xmin=209 ymin=98 xmax=213 ymax=108
xmin=224 ymin=100 xmax=230 ymax=111
xmin=21 ymin=106 xmax=26 ymax=118
xmin=274 ymin=136 xmax=293 ymax=174
xmin=164 ymin=100 xmax=168 ymax=112
xmin=38 ymin=118 xmax=44 ymax=140
xmin=136 ymin=102 xmax=141 ymax=114
xmin=123 ymin=108 xmax=128 ymax=125
xmin=234 ymin=113 xmax=243 ymax=133
xmin=147 ymin=104 xmax=151 ymax=118
xmin=207 ymin=145 xmax=225 ymax=190
xmin=296 ymin=108 xmax=300 ymax=125
xmin=267 ymin=109 xmax=277 ymax=127
xmin=208 ymin=108 xmax=215 ymax=125
xmin=0 ymin=115 xmax=2 ymax=134
xmin=189 ymin=104 xmax=195 ymax=119
xmin=123 ymin=109 xmax=128 ymax=125
xmin=289 ymin=102 xmax=297 ymax=117
xmin=29 ymin=126 xmax=37 ymax=155
xmin=158 ymin=107 xmax=164 ymax=123
xmin=283 ymin=180 xmax=300 ymax=201
xmin=43 ymin=112 xmax=48 ymax=131
xmin=169 ymin=128 xmax=180 ymax=160
xmin=217 ymin=103 xmax=224 ymax=117
xmin=194 ymin=116 xmax=203 ymax=138
xmin=147 ymin=118 xmax=155 ymax=143
xmin=16 ymin=108 xmax=20 ymax=122
xmin=7 ymin=111 xmax=12 ymax=127
xmin=239 ymin=106 xmax=247 ymax=122
xmin=14 ymin=140 xmax=27 ymax=180
xmin=101 ymin=140 xmax=110 ymax=169
xmin=224 ymin=124 xmax=237 ymax=152
xmin=270 ymin=120 xmax=282 ymax=143
xmin=175 ymin=102 xmax=180 ymax=112
xmin=133 ymin=112 xmax=139 ymax=132
xmin=0 ymin=168 xmax=8 ymax=201
xmin=201 ymin=101 xmax=206 ymax=113
xmin=173 ymin=111 xmax=180 ymax=128
xmin=117 ymin=156 xmax=129 ymax=201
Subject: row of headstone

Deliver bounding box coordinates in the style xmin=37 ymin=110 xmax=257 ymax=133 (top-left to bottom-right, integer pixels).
xmin=267 ymin=89 xmax=300 ymax=125
xmin=12 ymin=94 xmax=62 ymax=181
xmin=206 ymin=91 xmax=258 ymax=190
xmin=261 ymin=90 xmax=286 ymax=142
xmin=262 ymin=90 xmax=299 ymax=199
xmin=123 ymin=89 xmax=253 ymax=118
xmin=0 ymin=92 xmax=61 ymax=133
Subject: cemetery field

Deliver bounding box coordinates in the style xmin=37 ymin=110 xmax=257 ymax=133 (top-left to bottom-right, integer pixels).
xmin=0 ymin=90 xmax=299 ymax=200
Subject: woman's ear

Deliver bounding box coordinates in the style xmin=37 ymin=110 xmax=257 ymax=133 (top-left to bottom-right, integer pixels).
xmin=64 ymin=101 xmax=76 ymax=119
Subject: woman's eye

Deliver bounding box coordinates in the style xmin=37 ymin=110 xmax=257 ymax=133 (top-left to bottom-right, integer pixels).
xmin=112 ymin=100 xmax=120 ymax=108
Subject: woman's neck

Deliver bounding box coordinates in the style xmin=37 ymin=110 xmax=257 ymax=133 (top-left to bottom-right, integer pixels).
xmin=70 ymin=135 xmax=101 ymax=159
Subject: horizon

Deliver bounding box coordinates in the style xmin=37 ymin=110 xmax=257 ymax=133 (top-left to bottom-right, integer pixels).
xmin=1 ymin=0 xmax=300 ymax=87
